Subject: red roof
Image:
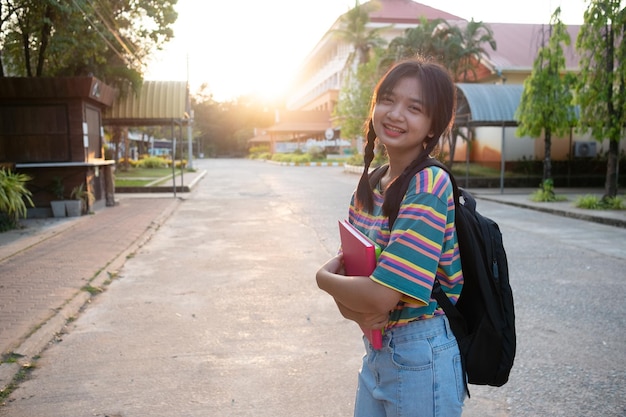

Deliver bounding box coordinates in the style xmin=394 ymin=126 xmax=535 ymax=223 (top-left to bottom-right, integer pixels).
xmin=360 ymin=3 xmax=582 ymax=72
xmin=366 ymin=0 xmax=464 ymax=24
xmin=477 ymin=23 xmax=582 ymax=71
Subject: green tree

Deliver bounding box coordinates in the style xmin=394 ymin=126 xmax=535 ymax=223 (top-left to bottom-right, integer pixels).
xmin=575 ymin=0 xmax=626 ymax=198
xmin=382 ymin=17 xmax=496 ymax=83
xmin=192 ymin=89 xmax=273 ymax=157
xmin=329 ymin=0 xmax=388 ymax=150
xmin=454 ymin=19 xmax=497 ymax=82
xmin=331 ymin=0 xmax=388 ymax=68
xmin=333 ymin=50 xmax=384 ymax=141
xmin=381 ymin=18 xmax=496 ymax=165
xmin=382 ymin=17 xmax=446 ymax=68
xmin=0 ymin=0 xmax=177 ymax=88
xmin=516 ymin=8 xmax=576 ymax=184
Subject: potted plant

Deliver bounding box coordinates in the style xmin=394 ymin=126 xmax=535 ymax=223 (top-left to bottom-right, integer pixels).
xmin=0 ymin=168 xmax=34 ymax=231
xmin=68 ymin=183 xmax=94 ymax=216
xmin=49 ymin=176 xmax=66 ymax=217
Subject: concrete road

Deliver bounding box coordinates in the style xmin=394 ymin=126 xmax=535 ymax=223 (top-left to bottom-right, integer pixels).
xmin=1 ymin=158 xmax=625 ymax=417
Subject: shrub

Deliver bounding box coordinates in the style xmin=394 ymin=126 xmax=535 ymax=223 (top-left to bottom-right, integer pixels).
xmin=269 ymin=153 xmax=313 ymax=163
xmin=139 ymin=156 xmax=167 ymax=168
xmin=345 ymin=153 xmax=364 ymax=166
xmin=530 ymin=179 xmax=567 ymax=202
xmin=604 ymin=196 xmax=625 ymax=210
xmin=344 ymin=150 xmax=389 ymax=168
xmin=271 ymin=153 xmax=291 ymax=163
xmin=118 ymin=157 xmax=140 ymax=168
xmin=306 ymin=146 xmax=325 ymax=160
xmin=575 ymin=195 xmax=625 ymax=210
xmin=575 ymin=195 xmax=602 ymax=209
xmin=249 ymin=145 xmax=270 ymax=159
xmin=292 ymin=154 xmax=312 ymax=164
xmin=0 ymin=169 xmax=34 ymax=231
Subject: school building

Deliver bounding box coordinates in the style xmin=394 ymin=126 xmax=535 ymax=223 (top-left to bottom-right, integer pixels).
xmin=250 ymin=0 xmax=625 ymax=166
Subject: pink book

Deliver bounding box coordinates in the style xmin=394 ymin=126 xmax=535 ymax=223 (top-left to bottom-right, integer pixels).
xmin=338 ymin=220 xmax=383 ymax=349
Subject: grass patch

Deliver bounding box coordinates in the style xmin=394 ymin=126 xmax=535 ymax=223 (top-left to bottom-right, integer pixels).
xmin=450 ymin=163 xmax=504 ymax=177
xmin=1 ymin=352 xmax=24 ymax=365
xmin=529 ymin=179 xmax=568 ymax=202
xmin=114 ymin=179 xmax=154 ymax=187
xmin=531 ymin=189 xmax=568 ymax=202
xmin=575 ymin=195 xmax=625 ymax=210
xmin=103 ymin=271 xmax=119 ymax=286
xmin=0 ymin=358 xmax=36 ymax=405
xmin=82 ymin=285 xmax=103 ymax=295
xmin=115 ymin=167 xmax=174 ymax=179
xmin=114 ymin=166 xmax=192 ymax=187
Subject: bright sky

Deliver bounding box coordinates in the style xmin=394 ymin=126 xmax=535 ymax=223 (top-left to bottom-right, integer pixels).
xmin=143 ymin=0 xmax=589 ymax=102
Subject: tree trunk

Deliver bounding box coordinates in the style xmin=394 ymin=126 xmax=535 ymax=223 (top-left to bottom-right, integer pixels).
xmin=543 ymin=129 xmax=552 ymax=182
xmin=603 ymin=25 xmax=618 ymax=199
xmin=112 ymin=127 xmax=122 ymax=165
xmin=36 ymin=5 xmax=53 ymax=76
xmin=122 ymin=128 xmax=130 ymax=172
xmin=604 ymin=140 xmax=619 ymax=199
xmin=21 ymin=31 xmax=32 ymax=77
xmin=447 ymin=131 xmax=457 ymax=166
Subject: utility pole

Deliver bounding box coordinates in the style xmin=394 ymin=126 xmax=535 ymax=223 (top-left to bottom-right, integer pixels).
xmin=186 ymin=54 xmax=194 ymax=169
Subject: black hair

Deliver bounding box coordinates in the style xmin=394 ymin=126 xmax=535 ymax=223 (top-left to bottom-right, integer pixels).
xmin=354 ymin=57 xmax=457 ymax=216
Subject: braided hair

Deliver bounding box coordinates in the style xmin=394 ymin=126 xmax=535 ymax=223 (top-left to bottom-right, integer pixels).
xmin=354 ymin=57 xmax=456 ymax=218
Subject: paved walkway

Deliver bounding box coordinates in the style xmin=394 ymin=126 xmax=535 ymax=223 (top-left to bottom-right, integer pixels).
xmin=0 ymin=166 xmax=624 ymax=395
xmin=0 ymin=170 xmax=206 ymax=391
xmin=472 ymin=187 xmax=626 ymax=228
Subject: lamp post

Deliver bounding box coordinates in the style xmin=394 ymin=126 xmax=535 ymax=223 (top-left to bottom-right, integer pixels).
xmin=187 ymin=109 xmax=194 ymax=169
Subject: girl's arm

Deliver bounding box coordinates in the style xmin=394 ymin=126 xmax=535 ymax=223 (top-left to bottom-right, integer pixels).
xmin=334 ymin=298 xmax=390 ymax=329
xmin=316 ymin=254 xmax=401 ymax=315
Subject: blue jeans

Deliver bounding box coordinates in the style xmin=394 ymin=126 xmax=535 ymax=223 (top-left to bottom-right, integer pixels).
xmin=354 ymin=315 xmax=466 ymax=417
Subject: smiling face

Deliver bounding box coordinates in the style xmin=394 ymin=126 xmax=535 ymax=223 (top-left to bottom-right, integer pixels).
xmin=372 ymin=76 xmax=433 ymax=162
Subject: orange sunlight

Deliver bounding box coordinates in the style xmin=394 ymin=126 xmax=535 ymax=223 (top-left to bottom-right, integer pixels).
xmin=144 ymin=0 xmax=588 ymax=102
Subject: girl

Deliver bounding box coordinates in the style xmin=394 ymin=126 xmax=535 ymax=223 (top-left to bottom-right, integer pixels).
xmin=316 ymin=58 xmax=465 ymax=417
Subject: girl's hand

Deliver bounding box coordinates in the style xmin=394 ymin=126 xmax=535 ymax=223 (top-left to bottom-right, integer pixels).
xmin=316 ymin=254 xmax=401 ymax=315
xmin=318 ymin=254 xmax=345 ymax=276
xmin=336 ymin=300 xmax=389 ymax=330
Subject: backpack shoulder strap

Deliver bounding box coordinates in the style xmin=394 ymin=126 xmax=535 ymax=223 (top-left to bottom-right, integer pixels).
xmin=391 ymin=159 xmax=469 ymax=336
xmin=388 ymin=158 xmax=460 ymax=229
xmin=368 ymin=164 xmax=389 ymax=190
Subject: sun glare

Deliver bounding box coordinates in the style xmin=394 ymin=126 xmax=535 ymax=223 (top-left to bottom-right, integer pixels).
xmin=144 ymin=0 xmax=589 ymax=103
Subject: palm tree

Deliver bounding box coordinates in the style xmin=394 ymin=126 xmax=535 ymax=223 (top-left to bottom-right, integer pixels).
xmin=455 ymin=19 xmax=497 ymax=82
xmin=330 ymin=0 xmax=389 ymax=150
xmin=442 ymin=20 xmax=497 ymax=165
xmin=383 ymin=16 xmax=447 ymax=67
xmin=331 ymin=0 xmax=389 ymax=69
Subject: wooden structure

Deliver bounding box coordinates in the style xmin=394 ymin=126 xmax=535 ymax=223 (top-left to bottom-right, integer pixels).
xmin=102 ymin=80 xmax=190 ymax=196
xmin=0 ymin=77 xmax=117 ymax=216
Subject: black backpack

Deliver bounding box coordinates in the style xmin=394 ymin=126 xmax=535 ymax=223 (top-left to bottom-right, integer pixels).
xmin=370 ymin=159 xmax=516 ymax=396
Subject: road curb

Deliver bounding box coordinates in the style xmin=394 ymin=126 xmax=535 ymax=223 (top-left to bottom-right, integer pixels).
xmin=476 ymin=195 xmax=626 ymax=229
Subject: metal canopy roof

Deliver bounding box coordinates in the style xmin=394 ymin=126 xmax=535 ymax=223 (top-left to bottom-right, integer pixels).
xmin=102 ymin=80 xmax=188 ymax=126
xmin=455 ymin=83 xmax=524 ymax=127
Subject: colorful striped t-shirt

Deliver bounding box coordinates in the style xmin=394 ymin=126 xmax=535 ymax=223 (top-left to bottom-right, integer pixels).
xmin=348 ymin=165 xmax=463 ymax=328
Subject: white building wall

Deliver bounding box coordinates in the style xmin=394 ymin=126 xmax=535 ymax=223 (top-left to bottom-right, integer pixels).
xmin=286 ymin=23 xmax=415 ymax=111
xmin=475 ymin=127 xmax=535 ymax=161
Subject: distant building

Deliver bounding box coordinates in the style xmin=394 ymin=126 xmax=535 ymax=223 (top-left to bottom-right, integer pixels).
xmin=256 ymin=0 xmax=624 ymax=164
